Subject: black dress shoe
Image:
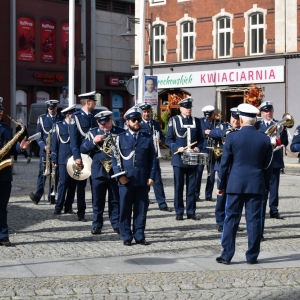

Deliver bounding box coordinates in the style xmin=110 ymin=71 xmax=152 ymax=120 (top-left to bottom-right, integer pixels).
xmin=270 ymin=213 xmax=284 ymax=219
xmin=160 ymin=206 xmax=173 ymax=212
xmin=123 ymin=240 xmax=132 ymax=246
xmin=237 ymin=226 xmax=244 ymax=232
xmin=217 ymin=225 xmax=223 ymax=232
xmin=91 ymin=227 xmax=102 ymax=235
xmin=53 ymin=210 xmax=61 ymax=215
xmin=135 ymin=239 xmax=150 ymax=245
xmin=114 ymin=228 xmax=120 ymax=234
xmin=187 ymin=214 xmax=200 ymax=220
xmin=247 ymin=260 xmax=258 ymax=265
xmin=78 ymin=217 xmax=87 ymax=222
xmin=176 ymin=214 xmax=184 ymax=221
xmin=29 ymin=192 xmax=40 ymax=205
xmin=49 ymin=197 xmax=56 ymax=205
xmin=0 ymin=237 xmax=12 ymax=247
xmin=216 ymin=256 xmax=230 ymax=265
xmin=261 ymin=236 xmax=266 ymax=242
xmin=195 ymin=197 xmax=202 ymax=202
xmin=205 ymin=197 xmax=216 ymax=202
xmin=64 ymin=209 xmax=76 ymax=214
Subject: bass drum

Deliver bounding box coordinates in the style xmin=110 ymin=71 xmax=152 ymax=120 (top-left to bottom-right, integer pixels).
xmin=66 ymin=154 xmax=92 ymax=181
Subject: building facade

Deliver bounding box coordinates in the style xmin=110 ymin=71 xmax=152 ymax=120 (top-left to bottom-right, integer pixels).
xmin=0 ymin=0 xmax=135 ymax=128
xmin=133 ymin=0 xmax=300 ymax=131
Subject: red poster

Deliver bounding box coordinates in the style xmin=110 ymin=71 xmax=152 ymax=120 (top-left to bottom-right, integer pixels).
xmin=61 ymin=22 xmax=69 ymax=64
xmin=41 ymin=20 xmax=56 ymax=63
xmin=18 ymin=17 xmax=35 ymax=61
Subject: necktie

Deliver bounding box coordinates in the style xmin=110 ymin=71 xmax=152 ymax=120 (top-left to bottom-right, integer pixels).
xmin=147 ymin=121 xmax=151 ymax=128
xmin=133 ymin=133 xmax=137 ymax=140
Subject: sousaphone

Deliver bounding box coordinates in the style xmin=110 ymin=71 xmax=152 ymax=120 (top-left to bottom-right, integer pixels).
xmin=67 ymin=154 xmax=92 ymax=181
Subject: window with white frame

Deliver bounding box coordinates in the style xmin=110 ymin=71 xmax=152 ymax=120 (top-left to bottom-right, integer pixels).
xmin=153 ymin=25 xmax=165 ymax=63
xmin=150 ymin=0 xmax=166 ymax=6
xmin=217 ymin=17 xmax=231 ymax=58
xmin=181 ymin=21 xmax=194 ymax=61
xmin=249 ymin=13 xmax=264 ymax=54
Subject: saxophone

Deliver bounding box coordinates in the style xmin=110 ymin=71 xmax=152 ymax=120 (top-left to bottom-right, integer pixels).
xmin=0 ymin=116 xmax=25 ymax=171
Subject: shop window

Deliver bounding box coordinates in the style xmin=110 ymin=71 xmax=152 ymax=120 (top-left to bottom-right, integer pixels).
xmin=217 ymin=17 xmax=231 ymax=58
xmin=111 ymin=94 xmax=124 ymax=128
xmin=249 ymin=12 xmax=265 ymax=55
xmin=16 ymin=90 xmax=28 ymax=126
xmin=154 ymin=25 xmax=165 ymax=63
xmin=181 ymin=21 xmax=194 ymax=61
xmin=36 ymin=91 xmax=50 ymax=103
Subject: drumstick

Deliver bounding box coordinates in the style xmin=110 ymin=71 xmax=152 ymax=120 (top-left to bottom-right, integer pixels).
xmin=174 ymin=141 xmax=198 ymax=154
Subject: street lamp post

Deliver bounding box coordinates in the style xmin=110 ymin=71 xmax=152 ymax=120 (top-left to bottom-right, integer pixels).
xmin=120 ymin=13 xmax=153 ymax=75
xmin=120 ymin=13 xmax=153 ymax=103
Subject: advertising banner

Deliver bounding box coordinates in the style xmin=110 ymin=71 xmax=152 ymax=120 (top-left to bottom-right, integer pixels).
xmin=144 ymin=75 xmax=158 ymax=106
xmin=61 ymin=22 xmax=69 ymax=64
xmin=18 ymin=17 xmax=35 ymax=61
xmin=41 ymin=20 xmax=56 ymax=63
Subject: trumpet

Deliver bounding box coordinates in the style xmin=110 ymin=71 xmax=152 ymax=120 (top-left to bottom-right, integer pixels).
xmin=153 ymin=126 xmax=162 ymax=159
xmin=265 ymin=113 xmax=294 ymax=137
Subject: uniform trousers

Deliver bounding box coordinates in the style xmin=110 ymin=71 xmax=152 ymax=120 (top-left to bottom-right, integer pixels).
xmin=35 ymin=156 xmax=47 ymax=199
xmin=264 ymin=168 xmax=280 ymax=214
xmin=119 ymin=185 xmax=149 ymax=242
xmin=55 ymin=164 xmax=76 ymax=213
xmin=220 ymin=193 xmax=262 ymax=262
xmin=195 ymin=161 xmax=216 ymax=199
xmin=76 ymin=179 xmax=87 ymax=219
xmin=0 ymin=181 xmax=12 ymax=239
xmin=91 ymin=177 xmax=119 ymax=230
xmin=152 ymin=160 xmax=167 ymax=209
xmin=173 ymin=166 xmax=196 ymax=215
xmin=215 ymin=193 xmax=226 ymax=226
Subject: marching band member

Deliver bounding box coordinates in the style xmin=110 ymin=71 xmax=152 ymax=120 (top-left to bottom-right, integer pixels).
xmin=112 ymin=107 xmax=156 ymax=246
xmin=216 ymin=104 xmax=273 ymax=265
xmin=195 ymin=105 xmax=222 ymax=202
xmin=70 ymin=91 xmax=98 ymax=222
xmin=80 ymin=111 xmax=125 ymax=235
xmin=29 ymin=100 xmax=64 ymax=205
xmin=259 ymin=101 xmax=288 ymax=221
xmin=138 ymin=102 xmax=172 ymax=212
xmin=0 ymin=97 xmax=31 ymax=246
xmin=166 ymin=97 xmax=203 ymax=221
xmin=51 ymin=105 xmax=77 ymax=215
xmin=290 ymin=125 xmax=300 ymax=152
xmin=208 ymin=107 xmax=241 ymax=232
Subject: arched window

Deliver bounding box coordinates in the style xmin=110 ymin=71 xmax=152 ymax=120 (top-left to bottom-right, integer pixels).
xmin=217 ymin=17 xmax=231 ymax=58
xmin=16 ymin=90 xmax=28 ymax=126
xmin=249 ymin=13 xmax=264 ymax=54
xmin=153 ymin=25 xmax=165 ymax=63
xmin=181 ymin=21 xmax=194 ymax=61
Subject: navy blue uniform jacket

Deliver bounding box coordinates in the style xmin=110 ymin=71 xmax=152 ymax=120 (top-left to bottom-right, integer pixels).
xmin=112 ymin=130 xmax=156 ymax=186
xmin=166 ymin=115 xmax=203 ymax=168
xmin=50 ymin=120 xmax=72 ymax=165
xmin=36 ymin=113 xmax=64 ymax=157
xmin=218 ymin=126 xmax=273 ymax=194
xmin=290 ymin=125 xmax=300 ymax=152
xmin=259 ymin=120 xmax=288 ymax=169
xmin=81 ymin=126 xmax=125 ymax=179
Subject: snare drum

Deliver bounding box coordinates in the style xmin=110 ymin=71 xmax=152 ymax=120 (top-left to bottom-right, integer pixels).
xmin=198 ymin=153 xmax=209 ymax=165
xmin=181 ymin=151 xmax=200 ymax=165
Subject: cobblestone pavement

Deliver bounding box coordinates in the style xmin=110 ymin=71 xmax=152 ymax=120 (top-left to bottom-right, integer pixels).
xmin=1 ymin=155 xmax=300 ymax=299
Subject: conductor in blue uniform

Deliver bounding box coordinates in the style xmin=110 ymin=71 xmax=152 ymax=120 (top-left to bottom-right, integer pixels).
xmin=216 ymin=103 xmax=273 ymax=265
xmin=81 ymin=111 xmax=125 ymax=235
xmin=166 ymin=97 xmax=203 ymax=220
xmin=30 ymin=100 xmax=64 ymax=205
xmin=0 ymin=97 xmax=31 ymax=246
xmin=69 ymin=91 xmax=98 ymax=222
xmin=51 ymin=105 xmax=77 ymax=215
xmin=138 ymin=102 xmax=172 ymax=212
xmin=112 ymin=107 xmax=156 ymax=246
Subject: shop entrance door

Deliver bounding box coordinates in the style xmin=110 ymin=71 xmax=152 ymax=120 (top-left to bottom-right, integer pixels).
xmin=223 ymin=94 xmax=244 ymax=122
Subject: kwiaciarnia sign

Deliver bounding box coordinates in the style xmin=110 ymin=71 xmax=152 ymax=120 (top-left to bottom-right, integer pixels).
xmin=157 ymin=66 xmax=284 ymax=88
